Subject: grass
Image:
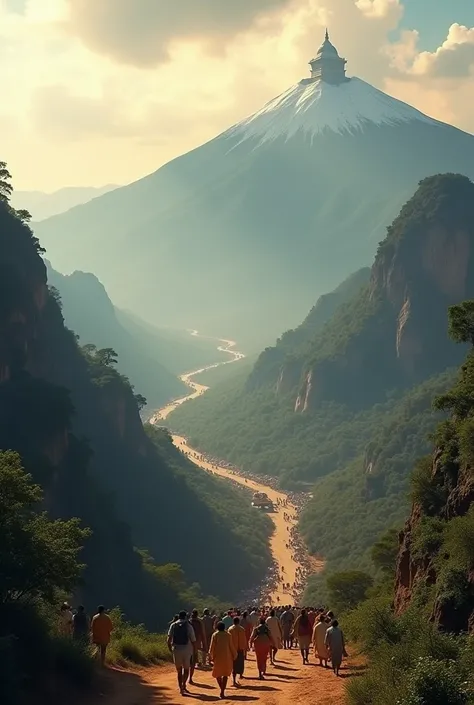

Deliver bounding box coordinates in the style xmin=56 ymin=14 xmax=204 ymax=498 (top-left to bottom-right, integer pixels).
xmin=106 ymin=608 xmax=172 ymax=667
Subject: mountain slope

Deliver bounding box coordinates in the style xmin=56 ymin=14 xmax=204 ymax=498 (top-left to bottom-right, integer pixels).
xmin=168 ymin=173 xmax=474 ymax=575
xmin=46 ymin=264 xmax=186 ymax=409
xmin=0 ymin=182 xmax=271 ymax=628
xmin=115 ymin=308 xmax=228 ymax=374
xmin=34 ymin=42 xmax=474 ymax=344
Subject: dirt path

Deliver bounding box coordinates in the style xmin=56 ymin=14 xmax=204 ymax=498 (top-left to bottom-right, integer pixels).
xmin=150 ymin=331 xmax=323 ymax=603
xmin=173 ymin=435 xmax=323 ymax=603
xmin=91 ymin=649 xmax=359 ymax=705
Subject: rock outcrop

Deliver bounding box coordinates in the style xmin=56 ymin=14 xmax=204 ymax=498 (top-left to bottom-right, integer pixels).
xmin=292 ymin=174 xmax=474 ymax=412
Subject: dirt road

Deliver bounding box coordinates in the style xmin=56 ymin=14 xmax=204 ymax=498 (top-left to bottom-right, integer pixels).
xmin=91 ymin=648 xmax=358 ymax=705
xmin=174 ymin=435 xmax=323 ymax=603
xmin=151 ymin=331 xmax=323 ymax=604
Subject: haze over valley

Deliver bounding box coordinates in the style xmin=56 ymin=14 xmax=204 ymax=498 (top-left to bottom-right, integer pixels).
xmin=3 ymin=2 xmax=474 ymax=705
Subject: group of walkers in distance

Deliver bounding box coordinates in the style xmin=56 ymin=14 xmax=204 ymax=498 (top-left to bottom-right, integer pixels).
xmin=58 ymin=602 xmax=113 ymax=666
xmin=167 ymin=605 xmax=347 ymax=698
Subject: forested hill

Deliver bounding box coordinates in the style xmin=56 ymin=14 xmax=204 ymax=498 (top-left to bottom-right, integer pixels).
xmin=0 ymin=171 xmax=271 ymax=629
xmin=169 ymin=173 xmax=474 ymax=578
xmin=46 ymin=264 xmax=186 ymax=410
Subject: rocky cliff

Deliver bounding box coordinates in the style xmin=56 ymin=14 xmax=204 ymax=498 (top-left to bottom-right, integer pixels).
xmin=285 ymin=174 xmax=474 ymax=411
xmin=394 ymin=316 xmax=474 ymax=633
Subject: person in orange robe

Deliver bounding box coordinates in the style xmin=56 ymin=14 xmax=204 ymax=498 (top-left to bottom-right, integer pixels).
xmin=209 ymin=622 xmax=237 ymax=699
xmin=250 ymin=618 xmax=275 ymax=680
xmin=91 ymin=605 xmax=113 ymax=666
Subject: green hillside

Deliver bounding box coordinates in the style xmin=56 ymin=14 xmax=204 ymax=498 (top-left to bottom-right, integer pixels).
xmin=168 ymin=174 xmax=474 ymax=576
xmin=0 ymin=165 xmax=271 ymax=636
xmin=47 ymin=264 xmax=187 ymax=409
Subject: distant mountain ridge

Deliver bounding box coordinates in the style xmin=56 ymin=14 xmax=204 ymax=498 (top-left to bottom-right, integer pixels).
xmin=46 ymin=263 xmax=186 ymax=410
xmin=12 ymin=184 xmax=118 ymax=221
xmin=34 ymin=34 xmax=474 ymax=345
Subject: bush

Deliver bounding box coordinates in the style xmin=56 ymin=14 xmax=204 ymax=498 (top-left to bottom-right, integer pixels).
xmin=399 ymin=656 xmax=472 ymax=705
xmin=107 ymin=608 xmax=171 ymax=667
xmin=326 ymin=570 xmax=374 ymax=613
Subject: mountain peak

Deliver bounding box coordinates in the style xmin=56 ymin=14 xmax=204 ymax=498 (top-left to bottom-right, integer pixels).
xmin=227 ymin=77 xmax=439 ymax=146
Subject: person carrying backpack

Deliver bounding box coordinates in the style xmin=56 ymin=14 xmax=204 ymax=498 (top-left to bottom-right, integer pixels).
xmin=167 ymin=611 xmax=196 ymax=695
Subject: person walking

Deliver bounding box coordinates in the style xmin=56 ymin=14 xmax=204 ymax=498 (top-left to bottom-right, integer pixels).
xmin=228 ymin=617 xmax=247 ymax=686
xmin=222 ymin=610 xmax=233 ymax=630
xmin=209 ymin=622 xmax=237 ymax=699
xmin=325 ymin=620 xmax=346 ymax=676
xmin=250 ymin=618 xmax=275 ymax=680
xmin=189 ymin=609 xmax=205 ymax=683
xmin=293 ymin=609 xmax=312 ymax=664
xmin=266 ymin=609 xmax=283 ymax=665
xmin=91 ymin=606 xmax=113 ymax=667
xmin=59 ymin=602 xmax=73 ymax=637
xmin=72 ymin=605 xmax=89 ymax=644
xmin=201 ymin=609 xmax=214 ymax=666
xmin=312 ymin=613 xmax=329 ymax=667
xmin=240 ymin=611 xmax=253 ymax=656
xmin=280 ymin=606 xmax=295 ymax=649
xmin=167 ymin=611 xmax=196 ymax=695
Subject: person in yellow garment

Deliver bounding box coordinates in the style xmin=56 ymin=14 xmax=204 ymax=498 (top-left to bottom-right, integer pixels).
xmin=91 ymin=605 xmax=113 ymax=666
xmin=228 ymin=617 xmax=247 ymax=687
xmin=209 ymin=621 xmax=237 ymax=699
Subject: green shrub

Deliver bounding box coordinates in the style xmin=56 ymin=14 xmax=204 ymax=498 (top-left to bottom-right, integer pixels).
xmin=107 ymin=608 xmax=171 ymax=666
xmin=411 ymin=517 xmax=445 ymax=561
xmin=410 ymin=457 xmax=447 ymax=514
xmin=399 ymin=656 xmax=472 ymax=705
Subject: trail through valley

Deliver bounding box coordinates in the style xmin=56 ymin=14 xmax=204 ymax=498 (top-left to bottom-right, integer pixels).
xmin=151 ymin=331 xmax=323 ymax=604
xmin=82 ymin=332 xmax=356 ymax=705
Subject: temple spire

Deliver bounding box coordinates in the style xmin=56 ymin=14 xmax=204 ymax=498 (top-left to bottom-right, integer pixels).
xmin=308 ymin=30 xmax=348 ymax=85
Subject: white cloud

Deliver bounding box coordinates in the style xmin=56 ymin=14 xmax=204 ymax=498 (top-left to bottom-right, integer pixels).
xmin=0 ymin=0 xmax=473 ymax=191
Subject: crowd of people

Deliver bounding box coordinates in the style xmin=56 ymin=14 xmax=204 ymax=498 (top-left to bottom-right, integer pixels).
xmin=58 ymin=602 xmax=113 ymax=666
xmin=167 ymin=605 xmax=347 ymax=698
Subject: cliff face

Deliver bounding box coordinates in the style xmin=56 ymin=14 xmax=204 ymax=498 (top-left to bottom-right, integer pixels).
xmin=247 ymin=267 xmax=371 ymax=393
xmin=394 ymin=332 xmax=474 ymax=633
xmin=293 ymin=174 xmax=474 ymax=412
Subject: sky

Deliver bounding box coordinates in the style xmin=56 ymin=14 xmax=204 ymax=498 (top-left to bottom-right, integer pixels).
xmin=1 ymin=0 xmax=474 ymax=191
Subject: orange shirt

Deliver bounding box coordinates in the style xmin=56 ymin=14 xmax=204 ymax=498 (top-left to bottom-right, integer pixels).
xmin=228 ymin=624 xmax=247 ymax=652
xmin=92 ymin=613 xmax=113 ymax=645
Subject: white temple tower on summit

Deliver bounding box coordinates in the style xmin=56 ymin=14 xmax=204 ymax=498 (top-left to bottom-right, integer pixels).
xmin=309 ymin=30 xmax=348 ymax=85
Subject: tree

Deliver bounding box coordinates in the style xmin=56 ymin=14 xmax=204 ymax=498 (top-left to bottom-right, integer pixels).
xmin=448 ymin=301 xmax=474 ymax=346
xmin=15 ymin=209 xmax=32 ymax=223
xmin=326 ymin=570 xmax=374 ymax=613
xmin=0 ymin=451 xmax=90 ymax=604
xmin=371 ymin=528 xmax=399 ymax=576
xmin=96 ymin=348 xmax=118 ymax=367
xmin=0 ymin=161 xmax=13 ymax=202
xmin=134 ymin=393 xmax=147 ymax=411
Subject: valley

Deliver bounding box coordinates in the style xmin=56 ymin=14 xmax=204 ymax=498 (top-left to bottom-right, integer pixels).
xmin=151 ymin=330 xmax=322 ymax=604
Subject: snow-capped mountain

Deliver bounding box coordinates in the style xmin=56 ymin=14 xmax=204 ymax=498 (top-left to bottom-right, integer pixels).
xmin=35 ymin=32 xmax=474 ymax=346
xmin=229 ymin=77 xmax=437 ymax=145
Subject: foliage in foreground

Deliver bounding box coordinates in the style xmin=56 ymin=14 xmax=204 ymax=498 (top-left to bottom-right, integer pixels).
xmin=344 ymin=301 xmax=474 ymax=705
xmin=107 ymin=608 xmax=171 ymax=666
xmin=0 ymin=451 xmax=93 ymax=702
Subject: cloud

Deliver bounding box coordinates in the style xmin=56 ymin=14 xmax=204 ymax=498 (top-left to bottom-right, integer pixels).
xmin=64 ymin=0 xmax=292 ymax=66
xmin=413 ymin=24 xmax=474 ymax=78
xmin=355 ymin=0 xmax=402 ymax=20
xmin=389 ymin=23 xmax=474 ymax=78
